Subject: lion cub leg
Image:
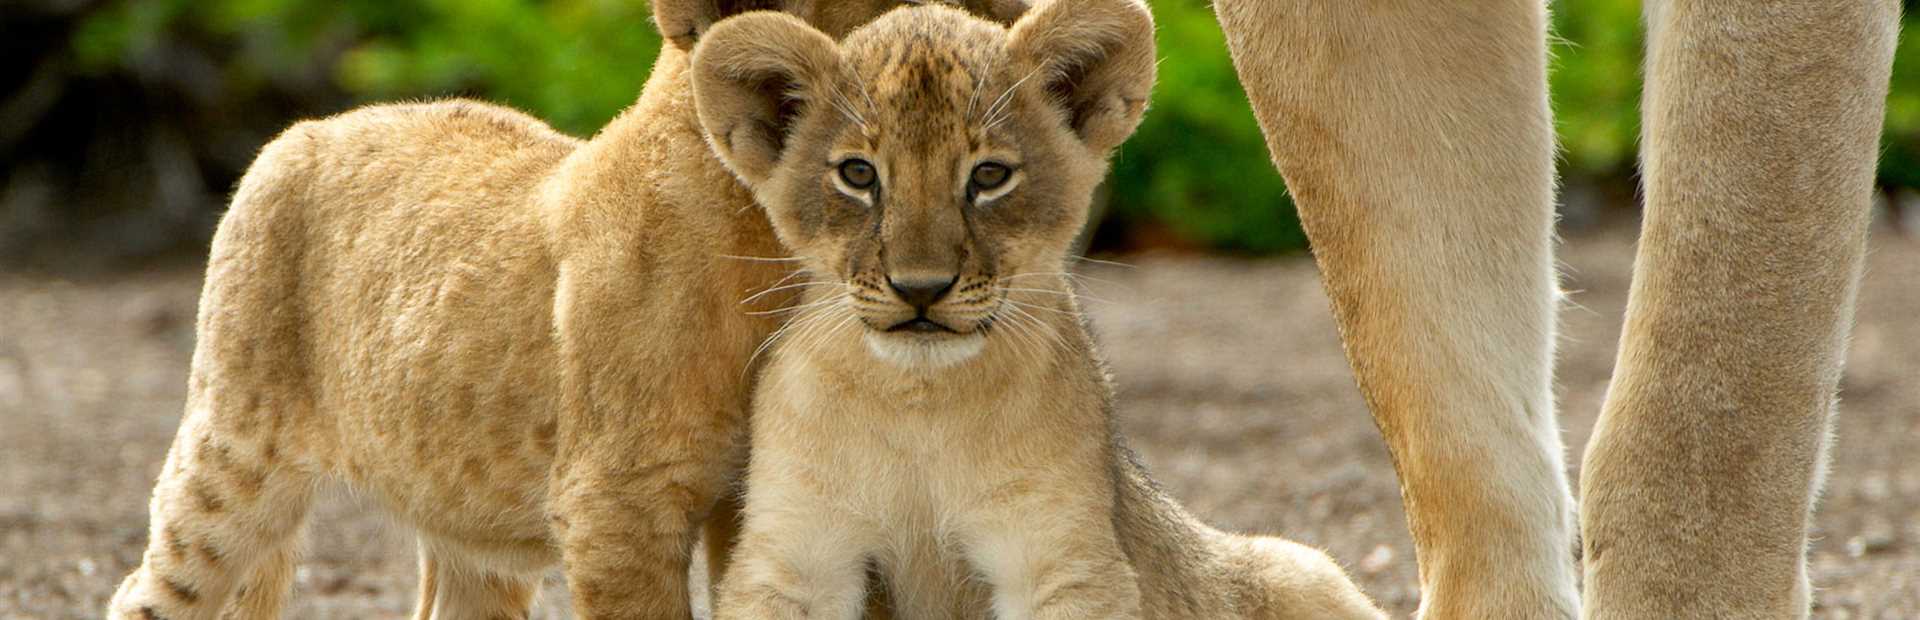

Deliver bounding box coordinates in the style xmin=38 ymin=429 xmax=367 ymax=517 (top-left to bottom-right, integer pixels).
xmin=109 ymin=420 xmax=316 ymax=619
xmin=217 ymin=545 xmax=299 ymax=620
xmin=713 ymin=488 xmax=874 ymax=620
xmin=702 ymin=490 xmax=744 ymax=604
xmin=412 ymin=541 xmax=541 ymax=620
xmin=547 ymin=477 xmax=704 ymax=618
xmin=965 ymin=501 xmax=1142 ymax=620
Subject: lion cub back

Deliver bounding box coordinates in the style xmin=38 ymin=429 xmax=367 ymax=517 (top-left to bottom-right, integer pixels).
xmin=190 ymin=99 xmax=578 ymax=522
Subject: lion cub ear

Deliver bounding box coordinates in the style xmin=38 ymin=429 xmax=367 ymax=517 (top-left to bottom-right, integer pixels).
xmin=655 ymin=0 xmax=785 ymax=51
xmin=1005 ymin=0 xmax=1156 ymax=154
xmin=691 ymin=13 xmax=843 ymax=187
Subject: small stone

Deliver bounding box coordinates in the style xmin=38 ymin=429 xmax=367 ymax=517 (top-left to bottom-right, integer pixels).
xmin=1859 ymin=473 xmax=1892 ymax=502
xmin=1360 ymin=544 xmax=1394 ymax=574
xmin=1844 ymin=532 xmax=1895 ymax=558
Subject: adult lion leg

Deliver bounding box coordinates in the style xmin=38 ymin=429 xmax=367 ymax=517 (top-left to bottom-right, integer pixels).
xmin=1211 ymin=2 xmax=1575 ymax=617
xmin=1579 ymin=3 xmax=1898 ymax=617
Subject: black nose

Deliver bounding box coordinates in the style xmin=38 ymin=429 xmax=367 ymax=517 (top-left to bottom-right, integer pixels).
xmin=888 ymin=275 xmax=956 ymax=313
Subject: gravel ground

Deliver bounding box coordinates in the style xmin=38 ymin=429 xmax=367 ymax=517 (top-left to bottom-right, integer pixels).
xmin=2 ymin=224 xmax=1915 ymax=618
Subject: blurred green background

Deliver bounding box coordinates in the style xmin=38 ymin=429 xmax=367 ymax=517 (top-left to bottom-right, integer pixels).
xmin=2 ymin=0 xmax=1915 ymax=266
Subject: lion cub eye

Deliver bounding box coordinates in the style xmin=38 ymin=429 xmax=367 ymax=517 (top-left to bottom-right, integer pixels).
xmin=970 ymin=162 xmax=1011 ymax=191
xmin=839 ymin=159 xmax=878 ymax=190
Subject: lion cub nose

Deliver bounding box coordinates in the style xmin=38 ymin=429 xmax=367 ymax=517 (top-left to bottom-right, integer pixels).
xmin=887 ymin=275 xmax=957 ymax=313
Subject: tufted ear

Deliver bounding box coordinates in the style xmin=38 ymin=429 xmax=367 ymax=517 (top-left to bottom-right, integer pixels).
xmin=957 ymin=0 xmax=1033 ymax=25
xmin=691 ymin=12 xmax=843 ymax=187
xmin=659 ymin=0 xmax=1035 ymax=51
xmin=1005 ymin=0 xmax=1155 ymax=154
xmin=654 ymin=0 xmax=783 ymax=51
xmin=660 ymin=0 xmax=1029 ymax=51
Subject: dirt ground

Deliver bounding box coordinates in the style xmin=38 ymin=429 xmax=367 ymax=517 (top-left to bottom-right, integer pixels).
xmin=2 ymin=223 xmax=1915 ymax=618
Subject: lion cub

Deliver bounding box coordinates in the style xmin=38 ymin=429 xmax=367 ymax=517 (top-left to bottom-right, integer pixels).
xmin=106 ymin=1 xmax=1027 ymax=618
xmin=690 ymin=3 xmax=1384 ymax=619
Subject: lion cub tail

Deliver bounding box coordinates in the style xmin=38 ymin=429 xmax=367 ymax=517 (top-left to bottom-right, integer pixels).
xmin=1212 ymin=534 xmax=1386 ymax=620
xmin=1109 ymin=439 xmax=1384 ymax=619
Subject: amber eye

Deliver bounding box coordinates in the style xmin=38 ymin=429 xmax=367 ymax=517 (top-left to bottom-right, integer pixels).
xmin=838 ymin=159 xmax=878 ymax=190
xmin=970 ymin=162 xmax=1012 ymax=191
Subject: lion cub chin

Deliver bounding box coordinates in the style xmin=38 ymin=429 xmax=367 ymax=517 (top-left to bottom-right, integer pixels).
xmin=691 ymin=3 xmax=1383 ymax=619
xmin=863 ymin=331 xmax=989 ymax=369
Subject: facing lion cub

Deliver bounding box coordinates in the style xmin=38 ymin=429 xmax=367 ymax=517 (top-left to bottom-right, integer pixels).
xmin=690 ymin=3 xmax=1383 ymax=618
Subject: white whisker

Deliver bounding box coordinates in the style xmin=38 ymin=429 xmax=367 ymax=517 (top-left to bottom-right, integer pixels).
xmin=997 ymin=286 xmax=1074 ymax=296
xmin=717 ymin=254 xmax=808 ymax=263
xmin=1009 ymin=307 xmax=1062 ymax=359
xmin=982 ymin=66 xmax=1043 ymax=132
xmin=746 ymin=296 xmax=845 ymax=316
xmin=798 ymin=311 xmax=859 ymax=361
xmin=1071 ymin=255 xmax=1137 ymax=270
xmin=743 ymin=301 xmax=841 ymax=377
xmin=1000 ymin=271 xmax=1131 ymax=292
xmin=1003 ymin=298 xmax=1075 ymax=316
xmin=852 ymin=72 xmax=877 ymax=115
xmin=829 ymin=94 xmax=868 ymax=129
xmin=740 ymin=281 xmax=846 ymax=306
xmin=1001 ymin=286 xmax=1113 ymax=306
xmin=995 ymin=307 xmax=1046 ymax=364
xmin=967 ymin=53 xmax=997 ymax=121
xmin=1001 ymin=301 xmax=1069 ymax=352
xmin=740 ymin=269 xmax=808 ymax=303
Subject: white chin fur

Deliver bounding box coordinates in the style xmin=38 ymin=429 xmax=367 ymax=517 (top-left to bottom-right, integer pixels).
xmin=863 ymin=331 xmax=987 ymax=369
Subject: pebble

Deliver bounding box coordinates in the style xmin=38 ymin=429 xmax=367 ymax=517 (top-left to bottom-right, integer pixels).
xmin=1360 ymin=544 xmax=1395 ymax=574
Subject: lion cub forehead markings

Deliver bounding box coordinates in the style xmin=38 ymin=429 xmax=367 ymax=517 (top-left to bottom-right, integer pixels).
xmin=844 ymin=7 xmax=1010 ymax=141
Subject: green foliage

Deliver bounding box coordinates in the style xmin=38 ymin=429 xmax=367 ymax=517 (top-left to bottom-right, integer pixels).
xmin=69 ymin=0 xmax=662 ymax=137
xmin=1550 ymin=0 xmax=1920 ymax=191
xmin=1107 ymin=0 xmax=1302 ymax=254
xmin=334 ymin=0 xmax=661 ymax=136
xmin=1881 ymin=5 xmax=1920 ymax=188
xmin=54 ymin=0 xmax=1920 ymax=255
xmin=1103 ymin=0 xmax=1655 ymax=253
xmin=1549 ymin=0 xmax=1643 ymax=178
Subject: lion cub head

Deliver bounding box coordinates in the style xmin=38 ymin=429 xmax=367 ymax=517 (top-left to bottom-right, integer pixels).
xmin=692 ymin=0 xmax=1153 ymax=368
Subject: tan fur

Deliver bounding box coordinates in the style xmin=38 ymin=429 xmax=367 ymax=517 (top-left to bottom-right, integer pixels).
xmin=1212 ymin=0 xmax=1899 ymax=618
xmin=105 ymin=2 xmax=992 ymax=618
xmin=1211 ymin=2 xmax=1573 ymax=617
xmin=1580 ymin=2 xmax=1898 ymax=617
xmin=691 ymin=5 xmax=1379 ymax=619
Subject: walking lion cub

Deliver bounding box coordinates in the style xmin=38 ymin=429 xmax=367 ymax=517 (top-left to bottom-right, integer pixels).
xmin=690 ymin=4 xmax=1383 ymax=618
xmin=106 ymin=1 xmax=1023 ymax=618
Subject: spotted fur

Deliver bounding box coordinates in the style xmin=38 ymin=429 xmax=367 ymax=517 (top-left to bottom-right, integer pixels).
xmin=104 ymin=2 xmax=1023 ymax=618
